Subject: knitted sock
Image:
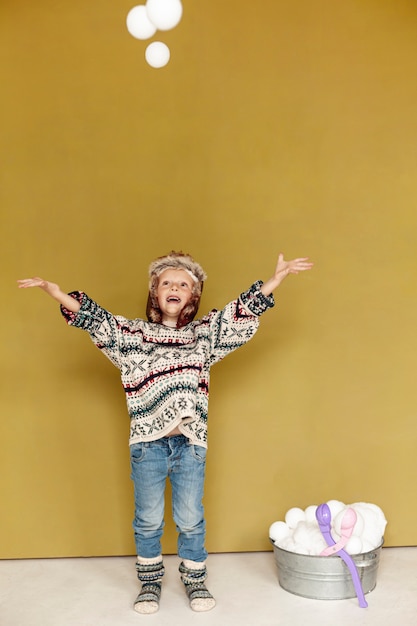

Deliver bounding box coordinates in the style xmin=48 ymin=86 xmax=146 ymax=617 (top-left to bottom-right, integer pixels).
xmin=179 ymin=560 xmax=216 ymax=612
xmin=134 ymin=556 xmax=165 ymax=614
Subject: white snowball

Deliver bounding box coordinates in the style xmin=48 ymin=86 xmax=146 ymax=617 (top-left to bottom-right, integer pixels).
xmin=126 ymin=5 xmax=157 ymax=39
xmin=311 ymin=535 xmax=328 ymax=555
xmin=326 ymin=499 xmax=346 ymax=518
xmin=146 ymin=0 xmax=183 ymax=31
xmin=145 ymin=41 xmax=170 ymax=68
xmin=344 ymin=535 xmax=363 ymax=555
xmin=304 ymin=505 xmax=318 ymax=523
xmin=291 ymin=544 xmax=310 ymax=555
xmin=278 ymin=537 xmax=297 ymax=552
xmin=269 ymin=521 xmax=290 ymax=543
xmin=361 ymin=527 xmax=384 ymax=549
xmin=293 ymin=522 xmax=312 ymax=547
xmin=285 ymin=507 xmax=306 ymax=529
xmin=350 ymin=503 xmax=386 ymax=549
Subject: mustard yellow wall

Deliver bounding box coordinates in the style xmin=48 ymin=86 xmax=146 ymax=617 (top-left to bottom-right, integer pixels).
xmin=1 ymin=0 xmax=417 ymax=558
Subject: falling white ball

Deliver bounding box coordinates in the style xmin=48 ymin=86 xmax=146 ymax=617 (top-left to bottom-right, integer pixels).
xmin=146 ymin=0 xmax=183 ymax=31
xmin=126 ymin=5 xmax=157 ymax=40
xmin=145 ymin=41 xmax=170 ymax=68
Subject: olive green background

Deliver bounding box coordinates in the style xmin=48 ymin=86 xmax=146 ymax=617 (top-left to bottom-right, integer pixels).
xmin=1 ymin=0 xmax=416 ymax=557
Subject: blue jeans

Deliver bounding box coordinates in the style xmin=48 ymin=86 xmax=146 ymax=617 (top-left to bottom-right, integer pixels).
xmin=130 ymin=435 xmax=208 ymax=562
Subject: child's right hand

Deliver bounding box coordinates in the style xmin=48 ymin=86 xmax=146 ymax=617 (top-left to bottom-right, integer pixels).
xmin=17 ymin=278 xmax=81 ymax=313
xmin=17 ymin=277 xmax=60 ymax=294
xmin=18 ymin=277 xmax=50 ymax=288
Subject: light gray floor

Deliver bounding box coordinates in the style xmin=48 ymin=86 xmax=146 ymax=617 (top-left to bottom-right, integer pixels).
xmin=0 ymin=548 xmax=416 ymax=626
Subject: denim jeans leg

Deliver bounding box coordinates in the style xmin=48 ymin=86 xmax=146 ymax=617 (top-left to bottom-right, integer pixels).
xmin=170 ymin=440 xmax=208 ymax=562
xmin=130 ymin=442 xmax=168 ymax=558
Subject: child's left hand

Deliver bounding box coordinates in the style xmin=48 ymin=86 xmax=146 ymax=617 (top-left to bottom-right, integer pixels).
xmin=274 ymin=253 xmax=314 ymax=280
xmin=260 ymin=253 xmax=313 ymax=296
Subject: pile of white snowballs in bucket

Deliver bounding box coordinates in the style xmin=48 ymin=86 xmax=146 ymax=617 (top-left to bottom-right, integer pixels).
xmin=269 ymin=500 xmax=387 ymax=556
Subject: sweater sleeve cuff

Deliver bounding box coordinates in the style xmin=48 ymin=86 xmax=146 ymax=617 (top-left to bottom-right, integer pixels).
xmin=239 ymin=281 xmax=275 ymax=316
xmin=60 ymin=291 xmax=101 ymax=329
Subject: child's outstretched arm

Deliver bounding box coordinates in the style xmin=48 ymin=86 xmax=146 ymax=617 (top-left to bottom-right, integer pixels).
xmin=17 ymin=278 xmax=81 ymax=313
xmin=260 ymin=254 xmax=313 ymax=296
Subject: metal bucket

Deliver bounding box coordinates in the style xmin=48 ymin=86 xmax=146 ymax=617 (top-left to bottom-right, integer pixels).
xmin=271 ymin=540 xmax=382 ymax=600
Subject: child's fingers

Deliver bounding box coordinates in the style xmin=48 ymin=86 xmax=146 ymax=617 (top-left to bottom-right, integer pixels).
xmin=17 ymin=278 xmax=44 ymax=288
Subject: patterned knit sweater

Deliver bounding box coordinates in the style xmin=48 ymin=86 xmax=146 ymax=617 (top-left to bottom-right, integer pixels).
xmin=60 ymin=281 xmax=274 ymax=448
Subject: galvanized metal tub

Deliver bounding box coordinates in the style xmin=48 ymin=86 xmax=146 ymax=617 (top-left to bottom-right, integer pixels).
xmin=271 ymin=540 xmax=383 ymax=600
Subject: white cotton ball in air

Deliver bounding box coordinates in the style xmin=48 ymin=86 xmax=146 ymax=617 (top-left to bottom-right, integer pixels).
xmin=269 ymin=521 xmax=290 ymax=543
xmin=146 ymin=0 xmax=183 ymax=30
xmin=126 ymin=5 xmax=157 ymax=39
xmin=145 ymin=41 xmax=170 ymax=68
xmin=285 ymin=507 xmax=306 ymax=529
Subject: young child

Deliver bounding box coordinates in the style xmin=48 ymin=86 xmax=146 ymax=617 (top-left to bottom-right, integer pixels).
xmin=18 ymin=251 xmax=313 ymax=614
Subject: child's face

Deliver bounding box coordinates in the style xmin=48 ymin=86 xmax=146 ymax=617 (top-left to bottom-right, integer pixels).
xmin=156 ymin=268 xmax=194 ymax=326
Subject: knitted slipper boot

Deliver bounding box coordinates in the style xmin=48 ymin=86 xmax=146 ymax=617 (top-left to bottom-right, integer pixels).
xmin=179 ymin=560 xmax=216 ymax=612
xmin=134 ymin=557 xmax=165 ymax=614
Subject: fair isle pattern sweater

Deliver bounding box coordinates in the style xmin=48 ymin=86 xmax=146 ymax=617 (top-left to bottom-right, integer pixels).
xmin=61 ymin=281 xmax=274 ymax=448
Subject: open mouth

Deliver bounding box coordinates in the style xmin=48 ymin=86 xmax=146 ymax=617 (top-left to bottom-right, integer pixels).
xmin=167 ymin=296 xmax=181 ymax=303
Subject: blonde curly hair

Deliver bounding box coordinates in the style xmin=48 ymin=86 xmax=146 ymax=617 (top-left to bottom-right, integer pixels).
xmin=146 ymin=251 xmax=207 ymax=328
